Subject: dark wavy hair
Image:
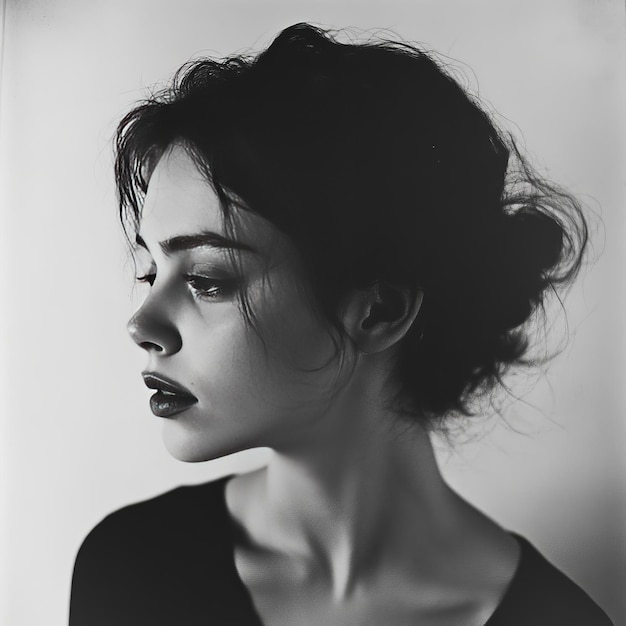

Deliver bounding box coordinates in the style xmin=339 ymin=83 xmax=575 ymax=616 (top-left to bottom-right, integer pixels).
xmin=114 ymin=23 xmax=587 ymax=427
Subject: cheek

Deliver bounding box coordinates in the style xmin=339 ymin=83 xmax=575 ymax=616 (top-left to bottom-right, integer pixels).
xmin=229 ymin=312 xmax=338 ymax=420
xmin=257 ymin=281 xmax=338 ymax=378
xmin=183 ymin=311 xmax=265 ymax=401
xmin=254 ymin=303 xmax=345 ymax=437
xmin=176 ymin=269 xmax=343 ymax=441
xmin=161 ymin=298 xmax=343 ymax=461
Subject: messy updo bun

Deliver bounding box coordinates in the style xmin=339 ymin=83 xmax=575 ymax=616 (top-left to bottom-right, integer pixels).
xmin=115 ymin=23 xmax=588 ymax=424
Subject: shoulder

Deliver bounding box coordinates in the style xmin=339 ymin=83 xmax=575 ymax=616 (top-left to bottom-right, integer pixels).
xmin=487 ymin=533 xmax=614 ymax=626
xmin=75 ymin=475 xmax=230 ymax=558
xmin=89 ymin=475 xmax=227 ymax=532
xmin=69 ymin=475 xmax=235 ymax=626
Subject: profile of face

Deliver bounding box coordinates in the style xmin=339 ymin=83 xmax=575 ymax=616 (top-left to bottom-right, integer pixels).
xmin=127 ymin=144 xmax=344 ymax=462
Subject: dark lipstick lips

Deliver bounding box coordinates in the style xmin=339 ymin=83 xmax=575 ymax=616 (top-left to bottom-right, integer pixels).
xmin=142 ymin=372 xmax=198 ymax=418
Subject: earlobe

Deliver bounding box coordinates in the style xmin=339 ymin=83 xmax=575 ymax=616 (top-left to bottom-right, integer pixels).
xmin=341 ymin=281 xmax=424 ymax=354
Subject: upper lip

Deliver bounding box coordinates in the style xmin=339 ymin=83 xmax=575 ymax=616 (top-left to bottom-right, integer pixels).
xmin=141 ymin=372 xmax=197 ymax=399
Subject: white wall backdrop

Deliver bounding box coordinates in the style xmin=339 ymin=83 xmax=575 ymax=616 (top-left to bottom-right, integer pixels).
xmin=1 ymin=0 xmax=624 ymax=624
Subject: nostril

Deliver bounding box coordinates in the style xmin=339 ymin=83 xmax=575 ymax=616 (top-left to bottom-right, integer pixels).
xmin=139 ymin=341 xmax=163 ymax=352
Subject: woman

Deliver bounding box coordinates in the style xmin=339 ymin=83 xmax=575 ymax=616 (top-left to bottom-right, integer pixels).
xmin=69 ymin=23 xmax=612 ymax=625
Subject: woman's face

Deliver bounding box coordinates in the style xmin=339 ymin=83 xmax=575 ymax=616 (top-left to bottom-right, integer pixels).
xmin=128 ymin=144 xmax=342 ymax=461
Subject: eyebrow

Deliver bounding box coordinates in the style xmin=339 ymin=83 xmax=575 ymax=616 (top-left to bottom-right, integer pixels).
xmin=135 ymin=231 xmax=257 ymax=255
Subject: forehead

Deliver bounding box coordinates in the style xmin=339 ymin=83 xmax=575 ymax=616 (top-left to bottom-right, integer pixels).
xmin=140 ymin=144 xmax=224 ymax=241
xmin=139 ymin=144 xmax=279 ymax=254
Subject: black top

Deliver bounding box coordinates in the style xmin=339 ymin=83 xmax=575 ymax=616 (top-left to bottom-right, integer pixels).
xmin=69 ymin=475 xmax=613 ymax=625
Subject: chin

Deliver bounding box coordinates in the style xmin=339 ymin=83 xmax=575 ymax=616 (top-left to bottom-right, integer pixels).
xmin=160 ymin=419 xmax=253 ymax=463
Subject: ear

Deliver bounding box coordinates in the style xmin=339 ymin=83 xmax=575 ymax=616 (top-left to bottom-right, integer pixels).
xmin=340 ymin=281 xmax=424 ymax=354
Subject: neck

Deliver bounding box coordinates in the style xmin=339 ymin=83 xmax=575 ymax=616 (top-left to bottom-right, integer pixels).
xmin=232 ymin=356 xmax=462 ymax=600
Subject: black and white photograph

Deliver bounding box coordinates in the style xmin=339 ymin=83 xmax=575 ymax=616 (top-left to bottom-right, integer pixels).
xmin=1 ymin=1 xmax=624 ymax=624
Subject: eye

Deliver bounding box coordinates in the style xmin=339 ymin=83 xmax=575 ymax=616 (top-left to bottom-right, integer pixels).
xmin=185 ymin=274 xmax=237 ymax=300
xmin=136 ymin=272 xmax=156 ymax=286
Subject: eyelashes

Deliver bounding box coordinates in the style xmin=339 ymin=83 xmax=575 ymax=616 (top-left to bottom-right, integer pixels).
xmin=135 ymin=272 xmax=238 ymax=301
xmin=185 ymin=274 xmax=238 ymax=300
xmin=135 ymin=273 xmax=156 ymax=286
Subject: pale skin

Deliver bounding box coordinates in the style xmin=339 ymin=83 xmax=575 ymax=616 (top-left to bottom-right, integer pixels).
xmin=129 ymin=144 xmax=521 ymax=625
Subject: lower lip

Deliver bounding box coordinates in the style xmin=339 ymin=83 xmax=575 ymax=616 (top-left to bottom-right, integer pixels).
xmin=149 ymin=391 xmax=198 ymax=418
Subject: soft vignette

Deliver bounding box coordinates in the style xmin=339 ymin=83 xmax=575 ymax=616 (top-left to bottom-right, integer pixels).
xmin=0 ymin=0 xmax=624 ymax=624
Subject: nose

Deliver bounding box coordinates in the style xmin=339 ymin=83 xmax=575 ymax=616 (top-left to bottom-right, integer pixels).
xmin=127 ymin=304 xmax=182 ymax=356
